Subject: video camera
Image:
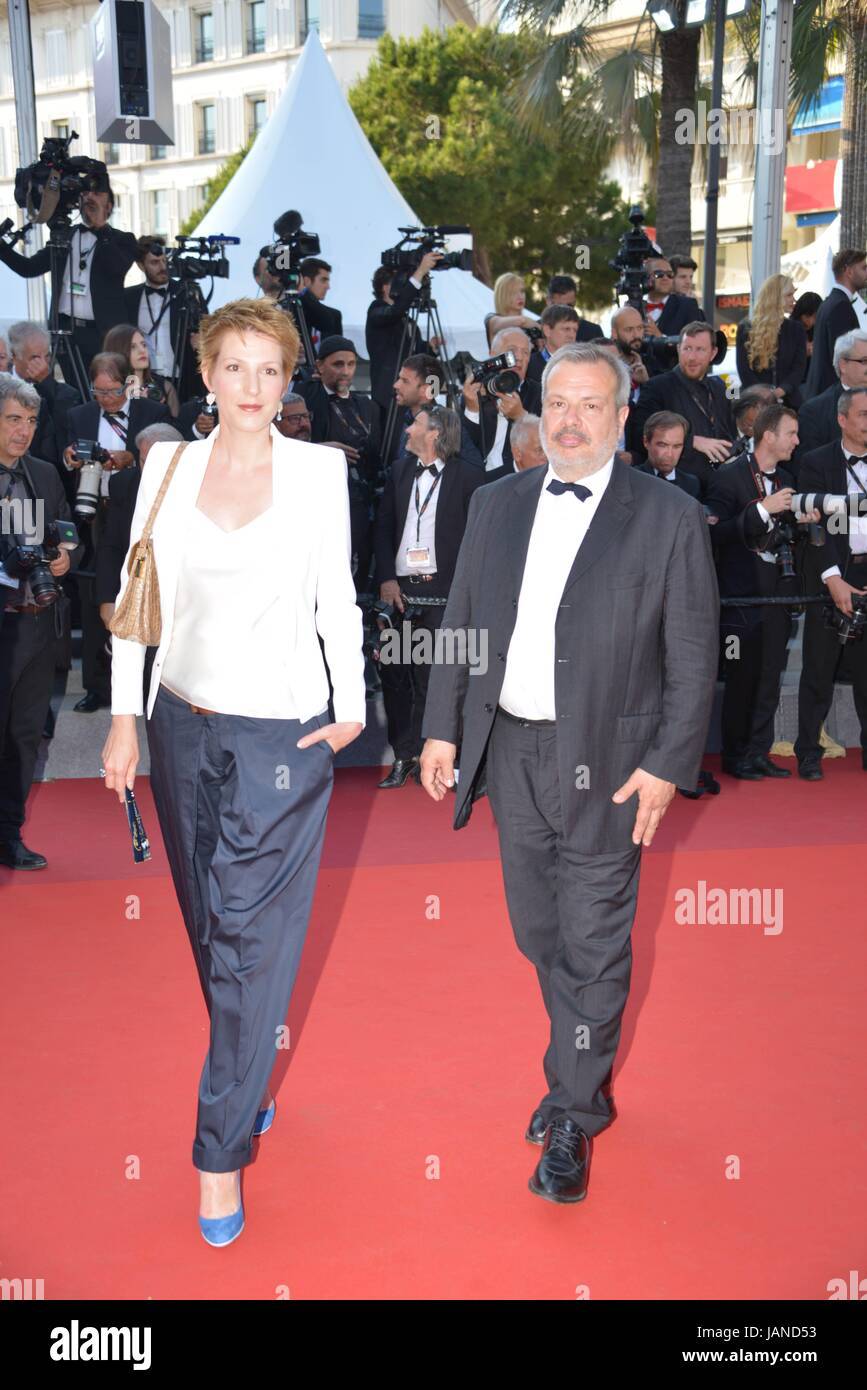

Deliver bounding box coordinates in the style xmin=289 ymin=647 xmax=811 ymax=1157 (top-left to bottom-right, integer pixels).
xmin=2 ymin=518 xmax=79 ymax=607
xmin=263 ymin=210 xmax=322 ymax=292
xmin=13 ymin=133 xmax=109 ymax=227
xmin=381 ymin=225 xmax=473 ymax=277
xmin=141 ymin=234 xmax=237 ymax=286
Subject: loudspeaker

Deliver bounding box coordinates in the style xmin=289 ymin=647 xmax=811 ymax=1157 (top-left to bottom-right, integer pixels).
xmin=92 ymin=0 xmax=174 ymax=146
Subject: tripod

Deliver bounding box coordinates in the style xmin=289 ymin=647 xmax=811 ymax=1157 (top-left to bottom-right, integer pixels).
xmin=381 ymin=277 xmax=457 ymax=466
xmin=277 ymin=287 xmax=316 ymax=378
xmin=169 ymin=276 xmax=208 ymax=400
xmin=44 ymin=222 xmax=92 ymax=400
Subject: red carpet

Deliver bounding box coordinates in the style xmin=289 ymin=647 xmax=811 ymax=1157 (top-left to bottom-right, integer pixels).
xmin=1 ymin=758 xmax=865 ymax=1300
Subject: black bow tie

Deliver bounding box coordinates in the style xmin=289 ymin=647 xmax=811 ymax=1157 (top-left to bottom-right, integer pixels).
xmin=845 ymin=454 xmax=867 ymax=466
xmin=414 ymin=462 xmax=439 ymax=477
xmin=761 ymin=470 xmax=777 ymax=481
xmin=547 ymin=478 xmax=591 ymax=500
xmin=145 ymin=286 xmax=167 ymax=297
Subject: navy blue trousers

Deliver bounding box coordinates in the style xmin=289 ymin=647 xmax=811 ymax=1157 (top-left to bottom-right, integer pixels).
xmin=146 ymin=684 xmax=334 ymax=1172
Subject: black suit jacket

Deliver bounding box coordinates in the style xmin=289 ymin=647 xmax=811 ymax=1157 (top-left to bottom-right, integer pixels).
xmin=420 ymin=460 xmax=719 ymax=850
xmin=365 ymin=280 xmax=430 ymax=409
xmin=795 ymin=380 xmax=843 ymax=465
xmin=803 ymin=287 xmax=860 ymax=400
xmin=645 ymin=294 xmax=706 ymax=336
xmin=797 ymin=441 xmax=861 ymax=590
xmin=95 ymin=466 xmax=141 ymax=605
xmin=735 ymin=316 xmax=808 ymax=407
xmin=627 ymin=367 xmax=735 ymax=495
xmin=461 ymin=377 xmax=542 ymax=474
xmin=1 ymin=453 xmax=83 ymax=608
xmin=635 ymin=463 xmax=701 ymax=499
xmin=0 ymin=223 xmax=137 ymax=337
xmin=297 ymin=288 xmax=342 ymax=342
xmin=66 ymin=397 xmax=171 ymax=465
xmin=705 ymin=453 xmax=795 ymax=628
xmin=374 ymin=454 xmax=485 ymax=591
xmin=31 ymin=376 xmax=81 ymax=499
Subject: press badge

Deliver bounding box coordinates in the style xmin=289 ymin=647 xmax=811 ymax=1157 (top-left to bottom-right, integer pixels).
xmin=405 ymin=545 xmax=430 ymax=567
xmin=71 ymin=281 xmax=86 ymax=295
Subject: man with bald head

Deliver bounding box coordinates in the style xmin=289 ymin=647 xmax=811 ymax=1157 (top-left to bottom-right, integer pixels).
xmin=462 ymin=326 xmax=541 ymax=478
xmin=610 ymin=305 xmax=661 ymax=404
xmin=421 ymin=342 xmax=719 ymax=1204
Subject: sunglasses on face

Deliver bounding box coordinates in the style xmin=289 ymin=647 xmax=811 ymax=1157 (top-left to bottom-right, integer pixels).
xmin=651 ymin=269 xmax=673 ymax=279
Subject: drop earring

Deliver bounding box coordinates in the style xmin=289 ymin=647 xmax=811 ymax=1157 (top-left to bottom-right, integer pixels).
xmin=206 ymin=391 xmax=216 ymax=406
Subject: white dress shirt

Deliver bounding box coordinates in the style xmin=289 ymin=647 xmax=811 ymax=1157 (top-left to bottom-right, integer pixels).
xmin=644 ymin=294 xmax=669 ymax=324
xmin=464 ymin=404 xmax=510 ymax=472
xmin=499 ymin=455 xmax=615 ymax=720
xmin=57 ymin=225 xmax=97 ymax=320
xmin=137 ymin=284 xmax=174 ymax=375
xmin=820 ymin=447 xmax=867 ymax=581
xmin=752 ymin=466 xmax=781 ymax=566
xmin=97 ymin=402 xmax=131 ymax=496
xmin=395 ymin=457 xmax=443 ymax=576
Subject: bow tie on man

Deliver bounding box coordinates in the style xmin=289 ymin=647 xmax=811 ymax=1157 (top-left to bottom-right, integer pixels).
xmin=414 ymin=462 xmax=439 ymax=478
xmin=646 ymin=301 xmax=665 ymax=311
xmin=547 ymin=478 xmax=591 ymax=500
xmin=145 ymin=286 xmax=167 ymax=297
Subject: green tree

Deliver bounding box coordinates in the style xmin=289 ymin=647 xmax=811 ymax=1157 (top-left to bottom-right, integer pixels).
xmin=348 ymin=25 xmax=632 ymax=311
xmin=178 ymin=138 xmax=253 ymax=237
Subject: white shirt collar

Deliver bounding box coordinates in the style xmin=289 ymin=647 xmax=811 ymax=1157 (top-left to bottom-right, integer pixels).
xmin=544 ymin=454 xmax=614 ymax=495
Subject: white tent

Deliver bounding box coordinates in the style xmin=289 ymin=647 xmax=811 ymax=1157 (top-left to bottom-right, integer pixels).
xmin=780 ymin=215 xmax=840 ymax=299
xmin=194 ymin=31 xmax=494 ymax=359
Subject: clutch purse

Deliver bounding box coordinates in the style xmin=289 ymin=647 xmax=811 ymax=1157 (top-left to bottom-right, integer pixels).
xmin=125 ymin=787 xmax=151 ymax=863
xmin=108 ymin=442 xmax=187 ymax=646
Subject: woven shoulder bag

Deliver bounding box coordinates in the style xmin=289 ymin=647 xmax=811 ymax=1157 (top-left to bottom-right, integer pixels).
xmin=109 ymin=441 xmax=187 ymax=646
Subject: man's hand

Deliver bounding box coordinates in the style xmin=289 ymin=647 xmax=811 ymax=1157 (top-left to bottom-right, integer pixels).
xmin=462 ymin=372 xmax=482 ymax=411
xmin=296 ymin=720 xmax=363 ymax=756
xmin=419 ymin=738 xmax=457 ymax=800
xmin=195 ymin=412 xmax=216 ymax=435
xmin=612 ymin=766 xmax=676 ymax=847
xmin=416 ymin=251 xmax=442 ymax=278
xmin=48 ymin=551 xmax=70 ymax=578
xmin=379 ymin=579 xmax=405 ymax=614
xmin=107 ymin=450 xmax=134 ymax=471
xmin=64 ymin=444 xmax=83 ymax=470
xmin=826 ymin=575 xmax=867 ymax=617
xmin=627 ymin=352 xmax=649 ymax=385
xmin=693 ymin=436 xmax=733 ymax=465
xmin=429 ymin=335 xmax=444 ymax=351
xmin=496 ymin=391 xmax=526 ymax=423
xmin=99 ymin=601 xmax=116 ymax=629
xmin=762 ymin=486 xmax=795 ymax=516
xmin=643 ymin=319 xmax=663 ymax=338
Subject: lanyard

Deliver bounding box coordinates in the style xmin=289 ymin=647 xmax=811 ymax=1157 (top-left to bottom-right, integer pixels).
xmin=677 ymin=368 xmax=720 ymax=433
xmin=414 ymin=468 xmax=442 ymax=543
xmin=844 ymin=457 xmax=867 ymax=491
xmin=329 ymin=393 xmax=369 ymax=441
xmin=752 ymin=464 xmax=778 ymax=499
xmin=143 ymin=286 xmax=171 ymax=335
xmin=103 ymin=412 xmax=129 ymax=444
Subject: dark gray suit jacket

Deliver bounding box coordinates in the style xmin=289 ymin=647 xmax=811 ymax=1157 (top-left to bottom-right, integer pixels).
xmin=420 ymin=459 xmax=720 ymax=853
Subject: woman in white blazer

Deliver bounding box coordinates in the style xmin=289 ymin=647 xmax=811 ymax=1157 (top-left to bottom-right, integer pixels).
xmin=100 ymin=298 xmax=365 ymax=1247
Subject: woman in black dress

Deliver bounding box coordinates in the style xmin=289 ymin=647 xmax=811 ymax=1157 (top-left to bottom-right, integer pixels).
xmin=736 ymin=274 xmax=807 ymax=407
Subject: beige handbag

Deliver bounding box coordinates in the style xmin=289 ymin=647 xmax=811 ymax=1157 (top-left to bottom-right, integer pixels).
xmin=108 ymin=442 xmax=187 ymax=645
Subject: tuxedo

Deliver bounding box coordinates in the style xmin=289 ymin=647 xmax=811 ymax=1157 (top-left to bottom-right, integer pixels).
xmin=735 ymin=316 xmax=808 ymax=407
xmin=461 ymin=376 xmax=543 ymax=477
xmin=795 ymin=440 xmax=867 ymax=763
xmin=0 ymin=223 xmax=137 ymax=347
xmin=635 ymin=463 xmax=701 ymax=499
xmin=706 ymin=453 xmax=797 ymax=762
xmin=643 ymin=293 xmax=705 ymax=336
xmin=795 ymin=379 xmax=843 ymax=465
xmin=391 ymin=406 xmax=483 ymax=474
xmin=374 ymin=453 xmax=484 ymax=760
xmin=29 ymin=376 xmax=81 ymax=497
xmin=627 ymin=366 xmax=736 ymax=494
xmin=803 ymin=286 xmax=860 ymax=400
xmin=420 ymin=459 xmax=718 ymax=1134
xmin=365 ymin=279 xmax=430 ymax=411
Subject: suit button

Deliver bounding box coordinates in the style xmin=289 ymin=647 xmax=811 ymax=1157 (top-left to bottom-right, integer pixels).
xmin=484 ymin=703 xmax=493 ymax=713
xmin=557 ymin=657 xmax=570 ymax=663
xmin=560 ymin=603 xmax=571 ymax=608
xmin=559 ymin=712 xmax=570 ymax=718
xmin=497 ymin=652 xmax=505 ymax=661
xmin=512 ymin=598 xmax=517 ymax=607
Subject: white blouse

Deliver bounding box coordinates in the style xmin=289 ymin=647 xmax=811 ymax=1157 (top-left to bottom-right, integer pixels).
xmin=160 ymin=504 xmax=321 ymax=719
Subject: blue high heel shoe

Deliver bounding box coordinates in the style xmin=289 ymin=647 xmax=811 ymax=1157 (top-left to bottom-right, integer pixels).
xmin=199 ymin=1173 xmax=244 ymax=1248
xmin=253 ymin=1099 xmax=276 ymax=1137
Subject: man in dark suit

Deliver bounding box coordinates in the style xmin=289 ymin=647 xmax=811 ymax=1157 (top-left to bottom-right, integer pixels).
xmin=795 ymin=328 xmax=867 ymax=464
xmin=795 ymin=387 xmax=867 ymax=778
xmin=123 ymin=235 xmax=203 ymax=404
xmin=706 ymin=403 xmax=811 ymax=780
xmin=627 ymin=322 xmax=736 ymax=495
xmin=296 ymin=257 xmax=343 ymax=359
xmin=526 ymin=305 xmax=579 ymax=388
xmin=802 ymin=249 xmax=867 ymax=400
xmin=0 ymin=185 xmax=136 ymax=379
xmin=374 ymin=405 xmax=484 ymax=788
xmin=461 ymin=327 xmax=542 ymax=478
xmin=544 ymin=275 xmax=603 ymax=340
xmin=62 ymin=352 xmax=170 ymax=712
xmin=641 ymin=256 xmax=706 ymax=336
xmin=635 ymin=410 xmax=702 ymax=499
xmin=610 ymin=305 xmax=664 ymax=421
xmin=389 ymin=354 xmax=483 ymax=472
xmin=365 ymin=252 xmax=443 ymax=420
xmin=0 ymin=375 xmax=83 ymax=870
xmin=420 ymin=343 xmax=719 ymax=1202
xmin=8 ymin=322 xmax=80 ymax=494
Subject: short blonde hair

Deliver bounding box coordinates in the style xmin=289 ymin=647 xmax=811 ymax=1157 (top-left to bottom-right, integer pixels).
xmin=493 ymin=272 xmax=525 ymax=316
xmin=196 ymin=297 xmax=300 ymax=382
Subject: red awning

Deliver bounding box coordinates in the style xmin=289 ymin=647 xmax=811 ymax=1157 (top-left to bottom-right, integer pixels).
xmin=784 ymin=161 xmax=838 ymax=214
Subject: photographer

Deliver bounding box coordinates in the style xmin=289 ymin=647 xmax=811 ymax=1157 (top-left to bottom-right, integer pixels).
xmin=795 ymin=386 xmax=867 ymax=778
xmin=461 ymin=327 xmax=541 ymax=481
xmin=8 ymin=322 xmax=81 ymax=487
xmin=525 ymin=305 xmax=579 ymax=388
xmin=0 ymin=374 xmax=81 ymax=870
xmin=609 ymin=305 xmax=662 ymax=412
xmin=253 ymin=248 xmax=283 ymax=301
xmin=0 ymin=183 xmax=137 ymax=374
xmin=365 ymin=253 xmax=444 ymax=419
xmin=296 ymin=257 xmax=342 ymax=356
xmin=732 ymin=385 xmax=776 ymax=457
xmin=62 ymin=351 xmax=170 ymax=712
xmin=296 ymin=335 xmax=382 ymax=592
xmin=373 ymin=404 xmax=484 ymax=788
xmin=390 ymin=354 xmax=482 ymax=471
xmin=706 ymin=403 xmax=816 ymax=780
xmin=796 ymin=329 xmax=867 ymax=462
xmin=640 ymin=255 xmax=706 ymax=339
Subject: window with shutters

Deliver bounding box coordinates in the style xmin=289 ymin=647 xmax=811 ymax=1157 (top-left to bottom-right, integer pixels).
xmin=195 ymin=12 xmax=214 ymax=64
xmin=197 ymin=103 xmax=216 ymax=155
xmin=246 ymin=1 xmax=266 ymax=53
xmin=152 ymin=189 xmax=168 ymax=234
xmin=247 ymin=96 xmax=267 ymax=140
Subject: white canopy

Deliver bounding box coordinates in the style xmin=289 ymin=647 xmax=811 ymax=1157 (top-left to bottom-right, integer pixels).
xmin=780 ymin=215 xmax=840 ymax=299
xmin=195 ymin=31 xmax=494 ymax=359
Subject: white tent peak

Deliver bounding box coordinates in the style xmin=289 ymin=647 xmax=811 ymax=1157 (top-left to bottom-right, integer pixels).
xmin=195 ymin=30 xmax=494 ymax=357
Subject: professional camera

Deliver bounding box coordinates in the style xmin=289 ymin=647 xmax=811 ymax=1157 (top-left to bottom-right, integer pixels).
xmin=164 ymin=234 xmax=237 ymax=284
xmin=381 ymin=225 xmax=473 ymax=276
xmin=13 ymin=133 xmax=109 ymax=226
xmin=824 ymin=590 xmax=867 ymax=644
xmin=609 ymin=206 xmax=658 ymax=306
xmin=2 ymin=518 xmax=79 ymax=607
xmin=452 ymin=349 xmax=520 ymax=397
xmin=753 ymin=514 xmax=800 ymax=581
xmin=193 ymin=394 xmax=219 ymax=426
xmin=263 ymin=210 xmax=321 ymax=292
xmin=72 ymin=440 xmax=112 ymax=520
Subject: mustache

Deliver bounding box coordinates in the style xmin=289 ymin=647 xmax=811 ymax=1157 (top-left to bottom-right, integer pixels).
xmin=550 ymin=427 xmax=591 ymax=445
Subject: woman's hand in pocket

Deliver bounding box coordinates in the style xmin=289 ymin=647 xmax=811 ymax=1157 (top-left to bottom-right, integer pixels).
xmin=297 ymin=721 xmax=363 ymax=756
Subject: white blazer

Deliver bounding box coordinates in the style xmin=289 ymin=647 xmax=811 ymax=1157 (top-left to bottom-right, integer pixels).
xmin=110 ymin=423 xmax=367 ymax=725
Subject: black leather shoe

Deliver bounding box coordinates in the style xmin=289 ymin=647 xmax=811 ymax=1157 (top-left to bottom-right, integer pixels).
xmin=0 ymin=838 xmax=47 ymax=870
xmin=529 ymin=1116 xmax=591 ymax=1203
xmin=749 ymin=754 xmax=792 ymax=778
xmin=798 ymin=759 xmax=824 ymax=781
xmin=73 ymin=692 xmax=108 ymax=713
xmin=377 ymin=758 xmax=419 ymax=789
xmin=525 ymin=1109 xmax=550 ymax=1145
xmin=721 ymin=758 xmax=764 ymax=780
